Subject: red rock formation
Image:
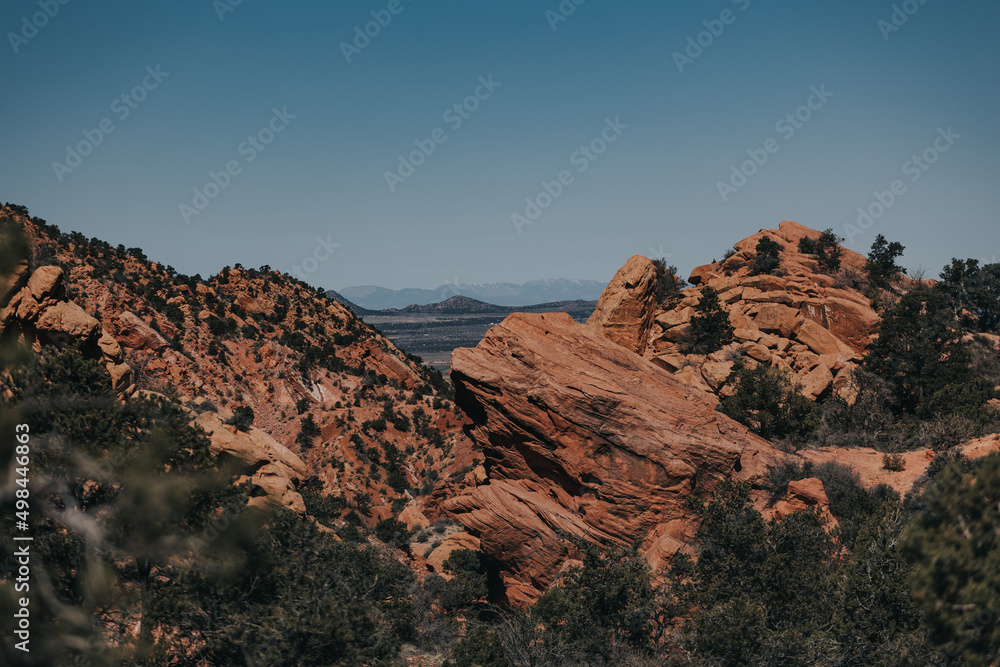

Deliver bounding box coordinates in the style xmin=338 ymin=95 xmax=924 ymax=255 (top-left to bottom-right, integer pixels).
xmin=1 ymin=207 xmax=477 ymax=537
xmin=765 ymin=477 xmax=838 ymax=531
xmin=2 ymin=265 xmax=134 ymax=395
xmin=597 ymin=222 xmax=882 ymax=404
xmin=447 ymin=311 xmax=782 ymax=603
xmin=586 ymin=255 xmax=658 ymax=355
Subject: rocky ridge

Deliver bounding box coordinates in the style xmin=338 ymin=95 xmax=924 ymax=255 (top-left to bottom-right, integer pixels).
xmin=590 ymin=221 xmax=880 ymax=403
xmin=1 ymin=207 xmax=479 ymax=541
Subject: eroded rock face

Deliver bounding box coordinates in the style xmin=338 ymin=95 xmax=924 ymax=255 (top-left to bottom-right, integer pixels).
xmin=1 ymin=265 xmax=133 ymax=395
xmin=597 ymin=222 xmax=881 ymax=404
xmin=192 ymin=406 xmax=308 ymax=514
xmin=586 ymin=255 xmax=658 ymax=355
xmin=447 ymin=311 xmax=781 ymax=603
xmin=764 ymin=477 xmax=838 ymax=531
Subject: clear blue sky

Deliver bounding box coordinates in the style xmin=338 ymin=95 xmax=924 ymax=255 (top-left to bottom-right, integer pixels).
xmin=2 ymin=0 xmax=997 ymax=290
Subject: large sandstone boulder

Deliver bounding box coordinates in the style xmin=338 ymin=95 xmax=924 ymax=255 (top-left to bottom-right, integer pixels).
xmin=193 ymin=409 xmax=308 ymax=514
xmin=596 ymin=222 xmax=880 ymax=405
xmin=116 ymin=311 xmax=168 ymax=351
xmin=587 ymin=255 xmax=658 ymax=355
xmin=767 ymin=477 xmax=838 ymax=531
xmin=447 ymin=311 xmax=781 ymax=602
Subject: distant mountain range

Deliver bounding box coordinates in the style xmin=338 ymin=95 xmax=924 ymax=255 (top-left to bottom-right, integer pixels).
xmin=337 ymin=278 xmax=607 ymax=311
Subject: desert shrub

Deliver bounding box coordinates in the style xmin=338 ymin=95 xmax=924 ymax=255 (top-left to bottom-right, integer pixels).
xmin=910 ymin=413 xmax=985 ymax=451
xmin=936 ymin=258 xmax=1000 ymax=334
xmin=295 ymin=413 xmax=322 ymax=449
xmin=864 ymin=288 xmax=994 ymax=420
xmin=751 ymin=235 xmax=782 ymax=275
xmin=163 ymin=302 xmax=186 ymax=325
xmin=798 ymin=228 xmax=843 ymax=273
xmin=225 ymin=404 xmax=255 ymax=431
xmin=439 ymin=549 xmax=497 ymax=613
xmin=445 ymin=627 xmax=509 ymax=667
xmin=685 ymin=286 xmax=734 ymax=354
xmin=677 ymin=479 xmax=936 ymax=666
xmin=883 ymin=452 xmax=905 ymax=471
xmin=652 ymin=257 xmax=687 ymax=303
xmin=295 ymin=397 xmax=310 ymax=414
xmin=680 ymin=480 xmax=839 ymax=664
xmin=817 ymin=368 xmax=902 ymax=450
xmin=865 ymin=234 xmax=905 ymax=289
xmin=717 ymin=364 xmax=821 ymax=443
xmin=374 ymin=517 xmax=413 ymax=551
xmin=530 ymin=540 xmax=659 ymax=663
xmin=298 ymin=476 xmax=346 ymax=526
xmin=904 ymin=454 xmax=1000 ymax=665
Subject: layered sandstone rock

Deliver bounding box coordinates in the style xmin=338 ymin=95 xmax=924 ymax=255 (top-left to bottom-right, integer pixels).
xmin=765 ymin=477 xmax=838 ymax=531
xmin=1 ymin=265 xmax=134 ymax=395
xmin=599 ymin=222 xmax=880 ymax=403
xmin=191 ymin=405 xmax=308 ymax=514
xmin=586 ymin=255 xmax=658 ymax=355
xmin=447 ymin=311 xmax=782 ymax=603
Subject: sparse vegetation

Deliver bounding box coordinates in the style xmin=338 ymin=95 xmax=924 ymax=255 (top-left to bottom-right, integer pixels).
xmin=685 ymin=286 xmax=734 ymax=354
xmin=865 ymin=233 xmax=906 ymax=289
xmin=751 ymin=235 xmax=783 ymax=275
xmin=652 ymin=257 xmax=687 ymax=304
xmin=797 ymin=228 xmax=844 ymax=273
xmin=718 ymin=363 xmax=822 ymax=444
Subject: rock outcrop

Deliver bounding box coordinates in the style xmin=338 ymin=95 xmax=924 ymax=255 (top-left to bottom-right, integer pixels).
xmin=765 ymin=477 xmax=838 ymax=531
xmin=586 ymin=255 xmax=659 ymax=355
xmin=447 ymin=311 xmax=781 ymax=603
xmin=596 ymin=222 xmax=881 ymax=403
xmin=191 ymin=403 xmax=308 ymax=514
xmin=1 ymin=265 xmax=134 ymax=396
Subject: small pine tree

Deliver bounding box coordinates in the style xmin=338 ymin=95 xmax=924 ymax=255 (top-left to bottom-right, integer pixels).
xmin=686 ymin=286 xmax=735 ymax=354
xmin=717 ymin=364 xmax=822 ymax=442
xmin=798 ymin=229 xmax=844 ymax=273
xmin=226 ymin=405 xmax=255 ymax=431
xmin=751 ymin=235 xmax=783 ymax=275
xmin=652 ymin=257 xmax=687 ymax=303
xmin=865 ymin=234 xmax=905 ymax=288
xmin=296 ymin=413 xmax=322 ymax=449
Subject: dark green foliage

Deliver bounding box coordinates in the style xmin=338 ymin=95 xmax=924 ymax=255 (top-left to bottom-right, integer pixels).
xmin=751 ymin=235 xmax=782 ymax=275
xmin=295 ymin=413 xmax=321 ymax=449
xmin=295 ymin=397 xmax=310 ymax=414
xmin=163 ymin=302 xmax=185 ymax=325
xmin=797 ymin=228 xmax=844 ymax=273
xmin=652 ymin=257 xmax=687 ymax=303
xmin=865 ymin=233 xmax=905 ymax=288
xmin=680 ymin=480 xmax=839 ymax=665
xmin=717 ymin=364 xmax=821 ymax=442
xmin=904 ymin=454 xmax=1000 ymax=666
xmin=440 ymin=549 xmax=495 ymax=613
xmin=298 ymin=476 xmax=346 ymax=526
xmin=677 ymin=479 xmax=940 ymax=666
xmin=864 ymin=288 xmax=994 ymax=420
xmin=685 ymin=286 xmax=734 ymax=354
xmin=446 ymin=627 xmax=510 ymax=667
xmin=158 ymin=508 xmax=417 ymax=665
xmin=936 ymin=258 xmax=1000 ymax=334
xmin=392 ymin=413 xmax=411 ymax=432
xmin=1 ymin=343 xmax=249 ymax=666
xmin=766 ymin=459 xmax=900 ymax=547
xmin=225 ymin=404 xmax=255 ymax=431
xmin=206 ymin=314 xmax=238 ymax=337
xmin=836 ymin=503 xmax=930 ymax=665
xmin=530 ymin=541 xmax=658 ymax=662
xmin=374 ymin=516 xmax=412 ymax=550
xmin=817 ymin=368 xmax=901 ymax=450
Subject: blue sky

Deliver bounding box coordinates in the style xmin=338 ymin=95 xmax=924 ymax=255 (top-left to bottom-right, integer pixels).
xmin=2 ymin=0 xmax=997 ymax=290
